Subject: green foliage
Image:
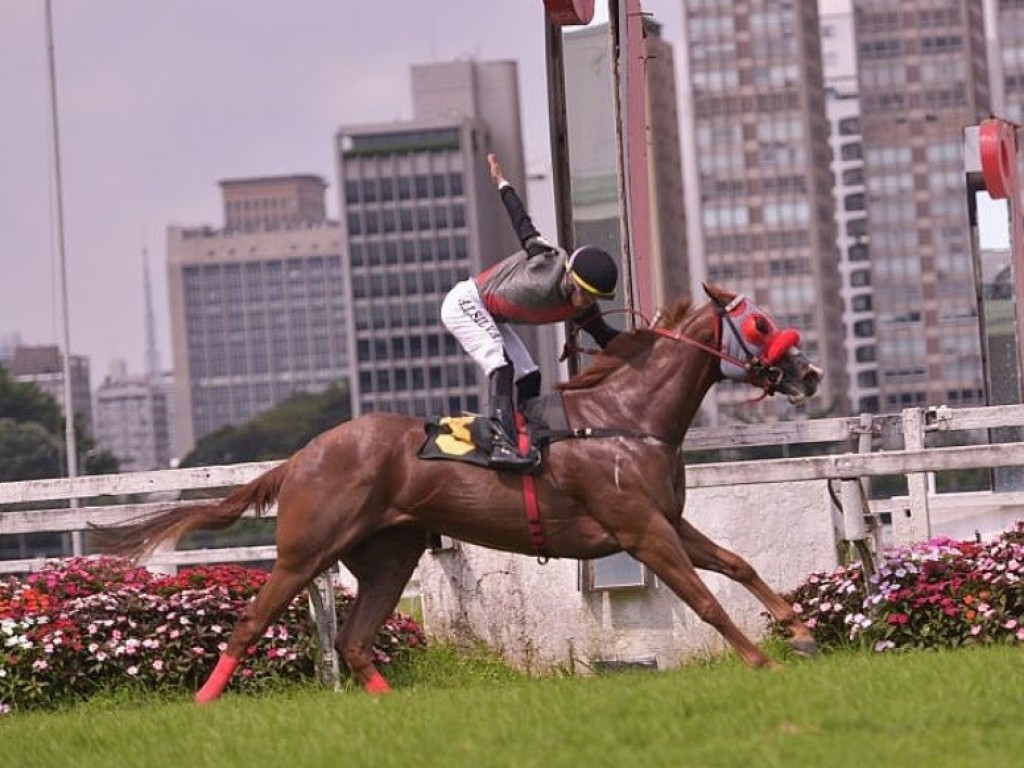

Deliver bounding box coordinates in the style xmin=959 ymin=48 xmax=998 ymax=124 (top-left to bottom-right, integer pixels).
xmin=2 ymin=646 xmax=1022 ymax=768
xmin=180 ymin=382 xmax=351 ymax=467
xmin=0 ymin=556 xmax=426 ymax=714
xmin=0 ymin=420 xmax=62 ymax=482
xmin=0 ymin=367 xmax=119 ymax=482
xmin=0 ymin=369 xmax=63 ymax=433
xmin=772 ymin=522 xmax=1024 ymax=652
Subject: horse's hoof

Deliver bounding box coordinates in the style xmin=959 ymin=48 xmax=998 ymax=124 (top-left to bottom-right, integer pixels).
xmin=790 ymin=638 xmax=819 ymax=658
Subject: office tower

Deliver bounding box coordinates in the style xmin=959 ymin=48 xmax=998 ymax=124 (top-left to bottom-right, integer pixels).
xmin=93 ymin=360 xmax=171 ymax=472
xmin=682 ymin=0 xmax=848 ymax=420
xmin=987 ymin=0 xmax=1024 ymax=197
xmin=7 ymin=345 xmax=93 ymax=435
xmin=563 ymin=19 xmax=690 ymax=313
xmin=337 ymin=60 xmax=543 ymax=418
xmin=167 ymin=175 xmax=348 ymax=451
xmin=853 ymin=0 xmax=990 ymax=410
xmin=0 ymin=334 xmax=20 ymax=368
xmin=820 ymin=0 xmax=880 ymax=413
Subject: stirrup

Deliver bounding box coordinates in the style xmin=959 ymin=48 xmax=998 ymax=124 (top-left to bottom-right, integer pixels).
xmin=488 ymin=425 xmax=541 ymax=472
xmin=489 ymin=444 xmax=541 ymax=472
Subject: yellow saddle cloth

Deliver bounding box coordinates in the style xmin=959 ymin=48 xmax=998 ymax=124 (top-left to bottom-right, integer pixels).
xmin=418 ymin=415 xmax=494 ymax=467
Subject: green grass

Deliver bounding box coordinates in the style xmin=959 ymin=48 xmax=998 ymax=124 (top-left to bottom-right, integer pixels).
xmin=2 ymin=644 xmax=1021 ymax=768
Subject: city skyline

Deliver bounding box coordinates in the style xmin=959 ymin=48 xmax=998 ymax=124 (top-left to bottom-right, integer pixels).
xmin=1 ymin=1 xmax=683 ymax=383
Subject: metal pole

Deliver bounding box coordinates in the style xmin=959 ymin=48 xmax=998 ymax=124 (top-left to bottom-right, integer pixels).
xmin=545 ymin=15 xmax=581 ymax=376
xmin=45 ymin=0 xmax=81 ymax=555
xmin=608 ymin=0 xmax=636 ymax=329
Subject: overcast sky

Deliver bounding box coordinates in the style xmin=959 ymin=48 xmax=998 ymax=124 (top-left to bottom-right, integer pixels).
xmin=0 ymin=1 xmax=681 ymax=383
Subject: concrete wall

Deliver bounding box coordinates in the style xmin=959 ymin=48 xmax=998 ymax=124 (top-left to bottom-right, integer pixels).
xmin=418 ymin=480 xmax=837 ymax=672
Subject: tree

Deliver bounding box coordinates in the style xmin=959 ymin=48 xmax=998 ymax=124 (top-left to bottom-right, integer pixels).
xmin=0 ymin=366 xmax=119 ymax=482
xmin=180 ymin=382 xmax=352 ymax=467
xmin=0 ymin=419 xmax=61 ymax=482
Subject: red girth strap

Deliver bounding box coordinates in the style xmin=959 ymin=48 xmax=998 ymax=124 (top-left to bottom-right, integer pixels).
xmin=515 ymin=410 xmax=549 ymax=562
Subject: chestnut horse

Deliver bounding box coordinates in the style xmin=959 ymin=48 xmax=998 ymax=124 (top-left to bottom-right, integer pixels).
xmin=93 ymin=284 xmax=823 ymax=703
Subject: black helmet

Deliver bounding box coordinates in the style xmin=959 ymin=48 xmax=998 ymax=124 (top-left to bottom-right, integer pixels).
xmin=567 ymin=245 xmax=617 ymax=299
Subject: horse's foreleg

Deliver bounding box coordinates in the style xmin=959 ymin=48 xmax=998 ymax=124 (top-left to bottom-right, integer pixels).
xmin=625 ymin=520 xmax=777 ymax=669
xmin=195 ymin=559 xmax=323 ymax=704
xmin=337 ymin=525 xmax=427 ymax=694
xmin=675 ymin=517 xmax=818 ymax=657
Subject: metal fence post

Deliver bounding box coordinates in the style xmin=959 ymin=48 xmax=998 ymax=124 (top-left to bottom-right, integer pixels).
xmin=306 ymin=570 xmax=340 ymax=690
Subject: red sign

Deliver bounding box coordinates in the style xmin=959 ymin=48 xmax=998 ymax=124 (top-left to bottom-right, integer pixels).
xmin=543 ymin=0 xmax=595 ymax=26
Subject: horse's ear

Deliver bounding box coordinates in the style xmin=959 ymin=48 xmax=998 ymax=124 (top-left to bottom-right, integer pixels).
xmin=702 ymin=282 xmax=730 ymax=305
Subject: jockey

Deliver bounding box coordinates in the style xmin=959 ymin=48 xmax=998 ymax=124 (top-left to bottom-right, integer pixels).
xmin=441 ymin=153 xmax=620 ymax=471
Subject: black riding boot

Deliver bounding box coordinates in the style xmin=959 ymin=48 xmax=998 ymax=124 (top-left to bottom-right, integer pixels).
xmin=515 ymin=370 xmax=542 ymax=407
xmin=488 ymin=365 xmax=540 ymax=472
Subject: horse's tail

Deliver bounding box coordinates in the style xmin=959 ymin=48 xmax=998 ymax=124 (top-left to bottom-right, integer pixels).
xmin=90 ymin=461 xmax=290 ymax=562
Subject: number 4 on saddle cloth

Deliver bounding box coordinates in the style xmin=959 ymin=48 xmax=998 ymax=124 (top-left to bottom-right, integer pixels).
xmin=418 ymin=395 xmax=570 ymax=473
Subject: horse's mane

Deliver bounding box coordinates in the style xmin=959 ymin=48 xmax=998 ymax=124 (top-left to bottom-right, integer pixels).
xmin=559 ymin=296 xmax=696 ymax=391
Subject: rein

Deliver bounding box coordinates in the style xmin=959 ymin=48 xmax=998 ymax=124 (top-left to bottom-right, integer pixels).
xmin=577 ymin=298 xmax=786 ymax=398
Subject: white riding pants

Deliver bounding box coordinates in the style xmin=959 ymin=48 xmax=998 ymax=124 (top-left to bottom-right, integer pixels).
xmin=440 ymin=278 xmax=539 ymax=380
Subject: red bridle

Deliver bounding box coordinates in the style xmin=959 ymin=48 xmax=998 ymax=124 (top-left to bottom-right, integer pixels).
xmin=575 ymin=297 xmax=801 ymax=398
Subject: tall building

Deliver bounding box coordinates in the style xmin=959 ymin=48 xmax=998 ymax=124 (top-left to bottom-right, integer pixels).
xmin=337 ymin=60 xmax=550 ymax=418
xmin=563 ymin=20 xmax=690 ymax=313
xmin=853 ymin=0 xmax=990 ymax=410
xmin=988 ymin=0 xmax=1024 ymax=191
xmin=681 ymin=0 xmax=848 ymax=420
xmin=93 ymin=360 xmax=171 ymax=472
xmin=988 ymin=0 xmax=1023 ymax=123
xmin=0 ymin=333 xmax=20 ymax=368
xmin=167 ymin=175 xmax=349 ymax=450
xmin=6 ymin=345 xmax=93 ymax=435
xmin=820 ymin=0 xmax=880 ymax=413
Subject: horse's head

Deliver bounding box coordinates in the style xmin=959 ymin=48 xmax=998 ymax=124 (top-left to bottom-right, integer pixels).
xmin=703 ymin=284 xmax=822 ymax=405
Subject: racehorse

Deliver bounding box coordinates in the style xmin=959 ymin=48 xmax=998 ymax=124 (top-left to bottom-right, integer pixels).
xmin=92 ymin=284 xmax=823 ymax=703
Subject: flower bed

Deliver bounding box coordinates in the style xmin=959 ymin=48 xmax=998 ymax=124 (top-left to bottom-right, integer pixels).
xmin=774 ymin=522 xmax=1024 ymax=652
xmin=0 ymin=557 xmax=425 ymax=714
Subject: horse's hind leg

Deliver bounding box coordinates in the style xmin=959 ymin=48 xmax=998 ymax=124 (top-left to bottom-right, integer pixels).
xmin=195 ymin=556 xmax=327 ymax=704
xmin=676 ymin=517 xmax=818 ymax=657
xmin=337 ymin=525 xmax=427 ymax=694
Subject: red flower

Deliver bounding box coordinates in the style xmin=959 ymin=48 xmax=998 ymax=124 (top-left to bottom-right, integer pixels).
xmin=887 ymin=612 xmax=910 ymax=625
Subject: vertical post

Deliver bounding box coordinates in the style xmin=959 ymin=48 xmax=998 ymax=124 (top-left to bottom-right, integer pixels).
xmin=306 ymin=572 xmax=340 ymax=690
xmin=840 ymin=480 xmax=866 ymax=541
xmin=965 ymin=119 xmax=1024 ymax=490
xmin=543 ymin=2 xmax=595 ymax=375
xmin=615 ymin=0 xmax=654 ymax=320
xmin=44 ymin=0 xmax=81 ymax=555
xmin=608 ymin=0 xmax=635 ymax=329
xmin=896 ymin=407 xmax=931 ymax=545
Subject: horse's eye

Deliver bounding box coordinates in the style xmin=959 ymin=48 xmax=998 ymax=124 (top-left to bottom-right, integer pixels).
xmin=742 ymin=314 xmax=772 ymax=345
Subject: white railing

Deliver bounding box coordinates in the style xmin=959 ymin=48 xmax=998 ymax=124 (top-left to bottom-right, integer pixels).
xmin=3 ymin=404 xmax=1024 ymax=574
xmin=4 ymin=404 xmax=1024 ymax=686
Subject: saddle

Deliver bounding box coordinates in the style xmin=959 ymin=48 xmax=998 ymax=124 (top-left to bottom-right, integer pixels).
xmin=417 ymin=393 xmax=570 ymax=471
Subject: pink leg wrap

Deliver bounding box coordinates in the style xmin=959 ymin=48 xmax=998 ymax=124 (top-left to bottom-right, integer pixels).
xmin=195 ymin=654 xmax=239 ymax=704
xmin=364 ymin=671 xmax=392 ymax=695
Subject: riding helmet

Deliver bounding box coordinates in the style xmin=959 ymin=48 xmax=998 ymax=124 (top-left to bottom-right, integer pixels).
xmin=567 ymin=245 xmax=618 ymax=299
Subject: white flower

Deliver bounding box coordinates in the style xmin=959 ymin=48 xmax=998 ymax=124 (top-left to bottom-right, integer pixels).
xmin=127 ymin=665 xmax=139 ymax=676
